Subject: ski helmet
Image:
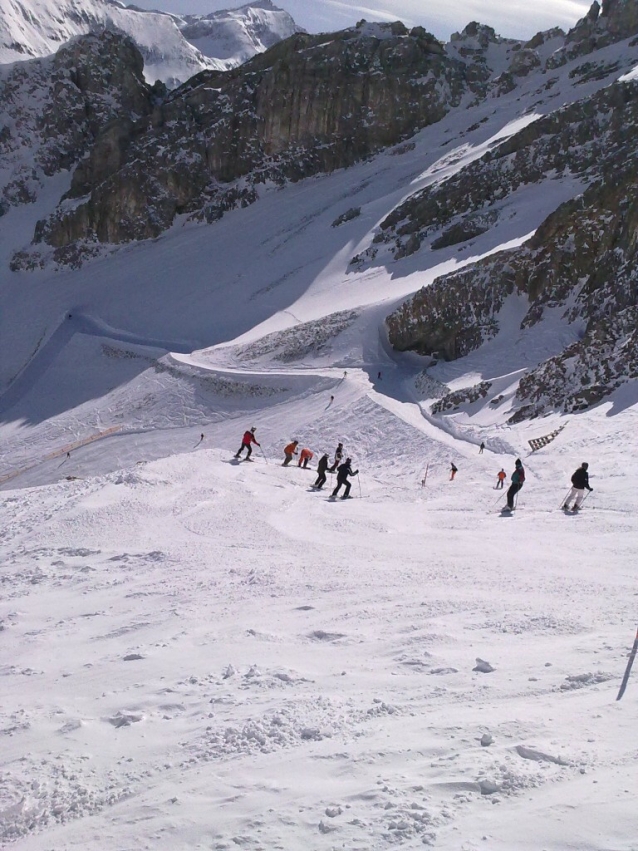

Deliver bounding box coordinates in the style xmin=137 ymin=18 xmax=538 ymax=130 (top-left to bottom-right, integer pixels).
xmin=250 ymin=427 xmax=256 ymax=432
xmin=582 ymin=462 xmax=588 ymax=469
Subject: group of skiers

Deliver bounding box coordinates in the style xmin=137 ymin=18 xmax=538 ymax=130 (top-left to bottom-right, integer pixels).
xmin=235 ymin=428 xmax=592 ymax=510
xmin=235 ymin=429 xmax=358 ymax=498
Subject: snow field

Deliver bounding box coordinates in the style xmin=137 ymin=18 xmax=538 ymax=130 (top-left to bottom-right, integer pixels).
xmin=2 ymin=366 xmax=638 ymax=849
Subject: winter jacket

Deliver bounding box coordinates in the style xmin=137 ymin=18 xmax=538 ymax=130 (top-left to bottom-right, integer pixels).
xmin=242 ymin=430 xmax=259 ymax=446
xmin=284 ymin=442 xmax=298 ymax=455
xmin=317 ymin=455 xmax=329 ymax=474
xmin=299 ymin=448 xmax=313 ymax=461
xmin=337 ymin=461 xmax=357 ymax=481
xmin=511 ymin=463 xmax=525 ymax=485
xmin=571 ymin=467 xmax=591 ymax=490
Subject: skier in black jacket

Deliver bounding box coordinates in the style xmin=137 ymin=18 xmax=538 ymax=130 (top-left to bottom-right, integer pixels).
xmin=563 ymin=462 xmax=592 ymax=511
xmin=331 ymin=458 xmax=358 ymax=499
xmin=505 ymin=459 xmax=525 ymax=510
xmin=313 ymin=454 xmax=330 ymax=489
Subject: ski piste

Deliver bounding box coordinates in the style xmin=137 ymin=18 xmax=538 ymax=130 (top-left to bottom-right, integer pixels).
xmin=616 ymin=626 xmax=638 ymax=701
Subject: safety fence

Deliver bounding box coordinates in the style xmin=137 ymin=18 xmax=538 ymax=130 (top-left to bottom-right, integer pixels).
xmin=0 ymin=425 xmax=122 ymax=486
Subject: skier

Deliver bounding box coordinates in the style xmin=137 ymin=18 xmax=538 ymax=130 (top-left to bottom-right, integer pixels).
xmin=331 ymin=457 xmax=358 ymax=499
xmin=479 ymin=442 xmax=485 ymax=454
xmin=298 ymin=448 xmax=314 ymax=468
xmin=563 ymin=462 xmax=593 ymax=511
xmin=235 ymin=427 xmax=260 ymax=460
xmin=313 ymin=453 xmax=330 ymax=489
xmin=505 ymin=458 xmax=525 ymax=510
xmin=282 ymin=440 xmax=299 ymax=466
xmin=328 ymin=442 xmax=344 ymax=473
xmin=496 ymin=468 xmax=506 ymax=489
xmin=450 ymin=462 xmax=458 ymax=481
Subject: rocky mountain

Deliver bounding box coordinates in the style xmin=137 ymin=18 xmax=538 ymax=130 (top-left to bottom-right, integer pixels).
xmin=2 ymin=0 xmax=638 ymax=420
xmin=0 ymin=0 xmax=299 ymax=86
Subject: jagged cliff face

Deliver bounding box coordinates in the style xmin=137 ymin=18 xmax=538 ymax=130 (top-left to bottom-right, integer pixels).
xmin=9 ymin=22 xmax=476 ymax=261
xmin=0 ymin=31 xmax=153 ymax=219
xmin=385 ymin=74 xmax=638 ymax=419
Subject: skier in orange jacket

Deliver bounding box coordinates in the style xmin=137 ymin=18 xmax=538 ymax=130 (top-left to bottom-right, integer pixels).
xmin=282 ymin=440 xmax=299 ymax=466
xmin=496 ymin=469 xmax=506 ymax=489
xmin=298 ymin=448 xmax=314 ymax=468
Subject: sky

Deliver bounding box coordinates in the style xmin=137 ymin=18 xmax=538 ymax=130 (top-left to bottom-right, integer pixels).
xmin=128 ymin=0 xmax=592 ymax=41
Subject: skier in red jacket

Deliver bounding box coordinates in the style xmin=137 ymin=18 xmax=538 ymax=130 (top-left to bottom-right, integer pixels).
xmin=235 ymin=427 xmax=260 ymax=460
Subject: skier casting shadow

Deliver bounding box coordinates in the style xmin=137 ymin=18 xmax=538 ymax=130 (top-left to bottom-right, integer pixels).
xmin=505 ymin=459 xmax=525 ymax=510
xmin=313 ymin=453 xmax=330 ymax=489
xmin=235 ymin=427 xmax=259 ymax=460
xmin=331 ymin=457 xmax=358 ymax=499
xmin=563 ymin=462 xmax=592 ymax=511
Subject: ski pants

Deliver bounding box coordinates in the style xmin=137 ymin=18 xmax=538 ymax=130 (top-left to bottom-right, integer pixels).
xmin=236 ymin=443 xmax=252 ymax=459
xmin=328 ymin=459 xmax=341 ymax=473
xmin=283 ymin=452 xmax=294 ymax=466
xmin=497 ymin=479 xmax=505 ymax=489
xmin=566 ymin=486 xmax=585 ymax=508
xmin=314 ymin=472 xmax=327 ymax=489
xmin=507 ymin=482 xmax=522 ymax=508
xmin=332 ymin=477 xmax=351 ymax=498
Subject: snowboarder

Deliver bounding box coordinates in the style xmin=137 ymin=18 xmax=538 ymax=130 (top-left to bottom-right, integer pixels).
xmin=505 ymin=459 xmax=525 ymax=510
xmin=331 ymin=457 xmax=358 ymax=499
xmin=282 ymin=440 xmax=299 ymax=466
xmin=328 ymin=442 xmax=344 ymax=473
xmin=496 ymin=469 xmax=506 ymax=489
xmin=235 ymin=427 xmax=260 ymax=460
xmin=450 ymin=462 xmax=458 ymax=481
xmin=563 ymin=462 xmax=593 ymax=511
xmin=479 ymin=442 xmax=485 ymax=454
xmin=313 ymin=453 xmax=330 ymax=489
xmin=298 ymin=448 xmax=314 ymax=468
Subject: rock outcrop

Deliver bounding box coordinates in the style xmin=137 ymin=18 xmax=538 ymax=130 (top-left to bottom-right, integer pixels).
xmin=0 ymin=31 xmax=153 ymax=217
xmin=20 ymin=22 xmax=478 ymax=259
xmin=386 ymin=78 xmax=638 ymax=417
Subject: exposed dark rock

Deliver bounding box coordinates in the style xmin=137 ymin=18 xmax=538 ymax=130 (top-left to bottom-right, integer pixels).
xmin=25 ymin=22 xmax=477 ymax=253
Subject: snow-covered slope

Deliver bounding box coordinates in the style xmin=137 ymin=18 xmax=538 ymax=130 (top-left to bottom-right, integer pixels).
xmin=177 ymin=0 xmax=301 ymax=66
xmin=1 ymin=7 xmax=638 ymax=850
xmin=0 ymin=0 xmax=299 ymax=85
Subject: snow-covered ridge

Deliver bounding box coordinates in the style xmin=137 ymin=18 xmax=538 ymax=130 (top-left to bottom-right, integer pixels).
xmin=0 ymin=0 xmax=300 ymax=86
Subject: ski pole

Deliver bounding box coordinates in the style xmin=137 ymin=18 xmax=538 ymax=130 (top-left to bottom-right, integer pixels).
xmin=357 ymin=474 xmax=362 ymax=499
xmin=421 ymin=463 xmax=429 ymax=488
xmin=260 ymin=445 xmax=268 ymax=465
xmin=617 ymin=625 xmax=638 ymax=700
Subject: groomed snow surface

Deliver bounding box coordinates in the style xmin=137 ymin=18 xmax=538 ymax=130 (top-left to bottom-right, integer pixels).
xmin=2 ymin=358 xmax=637 ymax=850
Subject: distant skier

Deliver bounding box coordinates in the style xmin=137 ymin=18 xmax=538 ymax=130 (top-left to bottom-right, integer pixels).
xmin=331 ymin=457 xmax=358 ymax=499
xmin=479 ymin=442 xmax=485 ymax=454
xmin=378 ymin=371 xmax=382 ymax=380
xmin=505 ymin=459 xmax=525 ymax=510
xmin=313 ymin=453 xmax=330 ymax=489
xmin=282 ymin=440 xmax=299 ymax=466
xmin=235 ymin=427 xmax=260 ymax=460
xmin=298 ymin=448 xmax=314 ymax=468
xmin=450 ymin=462 xmax=458 ymax=481
xmin=496 ymin=468 xmax=506 ymax=489
xmin=563 ymin=462 xmax=592 ymax=511
xmin=328 ymin=442 xmax=344 ymax=473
